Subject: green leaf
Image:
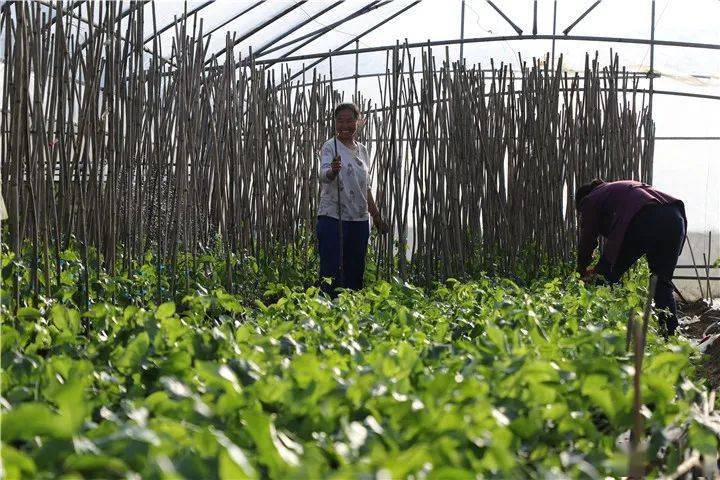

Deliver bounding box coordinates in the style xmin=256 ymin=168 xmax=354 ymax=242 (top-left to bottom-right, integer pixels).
xmin=244 ymin=410 xmax=299 ymax=478
xmin=50 ymin=305 xmax=81 ymax=342
xmin=45 ymin=379 xmax=91 ymax=434
xmin=581 ymin=374 xmax=616 ymax=418
xmin=156 ymin=302 xmax=176 ymax=319
xmin=485 ymin=325 xmax=506 ymax=349
xmin=215 ymin=431 xmax=257 ymax=480
xmin=1 ymin=403 xmax=71 ymax=440
xmin=115 ymin=332 xmax=150 ymax=373
xmin=219 ymin=449 xmax=253 ymax=480
xmin=17 ymin=307 xmax=41 ymax=319
xmin=63 ymin=454 xmax=128 ymax=477
xmin=0 ymin=444 xmax=38 ymax=479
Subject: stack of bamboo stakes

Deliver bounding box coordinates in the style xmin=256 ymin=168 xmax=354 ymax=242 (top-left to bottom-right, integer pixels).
xmin=368 ymin=46 xmax=653 ymax=285
xmin=0 ymin=3 xmax=653 ymax=305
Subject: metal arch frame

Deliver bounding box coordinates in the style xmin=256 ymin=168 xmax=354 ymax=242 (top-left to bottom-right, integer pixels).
xmin=263 ymin=31 xmax=720 ymax=104
xmin=201 ymin=1 xmax=266 ymax=40
xmin=283 ymin=0 xmax=422 ymax=83
xmin=142 ymin=0 xmax=215 ymax=45
xmin=281 ymin=68 xmax=654 ymax=89
xmin=255 ymin=34 xmax=720 ymax=65
xmin=5 ymin=1 xmax=718 ymax=107
xmin=239 ymin=0 xmax=346 ymax=62
xmin=204 ymin=0 xmax=308 ymax=66
xmin=249 ymin=0 xmax=389 ymax=64
xmin=360 ymin=87 xmax=719 ymax=116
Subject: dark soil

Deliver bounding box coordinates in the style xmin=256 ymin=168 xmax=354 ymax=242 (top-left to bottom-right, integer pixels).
xmin=677 ymin=300 xmax=720 ymax=389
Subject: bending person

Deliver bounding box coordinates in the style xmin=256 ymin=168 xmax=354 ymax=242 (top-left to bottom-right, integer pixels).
xmin=575 ymin=179 xmax=687 ymax=336
xmin=317 ymin=103 xmax=389 ymax=296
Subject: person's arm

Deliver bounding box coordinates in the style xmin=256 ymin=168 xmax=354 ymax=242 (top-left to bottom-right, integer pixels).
xmin=319 ymin=143 xmax=340 ymax=183
xmin=362 ymin=144 xmax=387 ymax=232
xmin=367 ymin=189 xmax=380 ymax=221
xmin=367 ymin=189 xmax=389 ymax=233
xmin=577 ymin=206 xmax=599 ymax=275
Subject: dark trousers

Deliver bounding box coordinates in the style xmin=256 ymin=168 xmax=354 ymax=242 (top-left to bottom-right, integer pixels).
xmin=595 ymin=203 xmax=685 ymax=335
xmin=317 ymin=215 xmax=370 ymax=296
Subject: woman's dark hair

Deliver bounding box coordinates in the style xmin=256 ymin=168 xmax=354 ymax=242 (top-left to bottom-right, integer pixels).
xmin=575 ymin=179 xmax=605 ymax=209
xmin=334 ymin=102 xmax=362 ymax=120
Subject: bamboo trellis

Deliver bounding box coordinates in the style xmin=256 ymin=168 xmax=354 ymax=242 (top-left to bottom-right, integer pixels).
xmin=0 ymin=2 xmax=653 ymax=303
xmin=368 ymin=44 xmax=653 ymax=284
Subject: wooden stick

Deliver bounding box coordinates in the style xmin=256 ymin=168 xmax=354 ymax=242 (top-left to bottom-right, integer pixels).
xmin=629 ymin=275 xmax=657 ymax=477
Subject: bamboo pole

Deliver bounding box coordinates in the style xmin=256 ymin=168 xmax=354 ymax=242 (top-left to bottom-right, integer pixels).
xmin=0 ymin=4 xmax=656 ymax=304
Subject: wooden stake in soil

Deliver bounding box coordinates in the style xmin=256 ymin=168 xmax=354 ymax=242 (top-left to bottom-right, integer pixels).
xmin=629 ymin=275 xmax=658 ymax=477
xmin=686 ymin=234 xmax=706 ymax=299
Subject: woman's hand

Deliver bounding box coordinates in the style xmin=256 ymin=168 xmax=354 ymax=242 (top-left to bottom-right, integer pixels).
xmin=372 ymin=214 xmax=390 ymax=234
xmin=580 ymin=266 xmax=602 ymax=284
xmin=327 ymin=156 xmax=341 ymax=180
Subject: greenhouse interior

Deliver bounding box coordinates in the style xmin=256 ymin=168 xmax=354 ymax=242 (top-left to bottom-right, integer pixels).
xmin=0 ymin=1 xmax=719 ymax=478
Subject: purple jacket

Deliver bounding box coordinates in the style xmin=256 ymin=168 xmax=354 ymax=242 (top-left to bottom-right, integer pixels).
xmin=577 ymin=180 xmax=686 ymax=273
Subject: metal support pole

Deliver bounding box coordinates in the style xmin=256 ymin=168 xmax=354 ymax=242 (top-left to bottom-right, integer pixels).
xmin=648 ymin=0 xmax=656 ymax=116
xmin=551 ymin=0 xmax=557 ymax=65
xmin=532 ymin=0 xmax=538 ymax=36
xmin=486 ymin=0 xmax=523 ymax=35
xmin=563 ymin=0 xmax=602 ymax=35
xmin=354 ymin=40 xmax=360 ymax=102
xmin=648 ymin=0 xmax=656 ymax=184
xmin=460 ymin=0 xmax=466 ymax=61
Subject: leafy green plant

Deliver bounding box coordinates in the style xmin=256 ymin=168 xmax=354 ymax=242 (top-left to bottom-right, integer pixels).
xmin=1 ymin=253 xmax=717 ymax=479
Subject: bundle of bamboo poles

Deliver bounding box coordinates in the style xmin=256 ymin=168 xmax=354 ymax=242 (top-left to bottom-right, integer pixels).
xmin=0 ymin=2 xmax=653 ymax=303
xmin=368 ymin=45 xmax=653 ymax=284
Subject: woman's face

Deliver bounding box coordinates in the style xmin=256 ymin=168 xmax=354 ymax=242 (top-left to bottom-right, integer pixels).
xmin=335 ymin=109 xmax=358 ymax=141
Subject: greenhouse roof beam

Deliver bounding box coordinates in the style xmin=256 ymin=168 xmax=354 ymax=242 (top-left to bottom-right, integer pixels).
xmin=201 ymin=1 xmax=266 ymax=40
xmin=285 ymin=0 xmax=422 ymax=82
xmin=563 ymin=0 xmax=602 ymax=36
xmin=258 ymin=33 xmax=720 ymax=65
xmin=242 ymin=0 xmax=346 ymax=63
xmin=116 ymin=1 xmax=149 ymax=23
xmin=282 ymin=69 xmax=651 ymax=89
xmin=486 ymin=1 xmax=523 ymax=36
xmin=143 ymin=0 xmax=214 ymax=45
xmin=362 ymin=88 xmax=720 ymax=114
xmin=205 ymin=0 xmax=308 ymax=66
xmin=260 ymin=1 xmax=389 ymax=67
xmin=256 ymin=0 xmax=387 ymax=60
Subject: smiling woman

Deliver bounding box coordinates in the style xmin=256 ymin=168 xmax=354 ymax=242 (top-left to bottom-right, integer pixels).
xmin=317 ymin=103 xmax=389 ymax=296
